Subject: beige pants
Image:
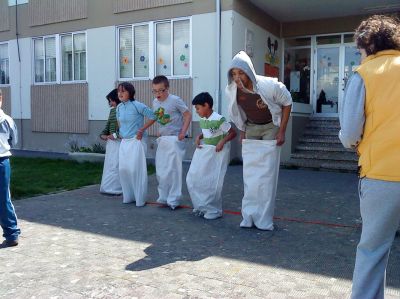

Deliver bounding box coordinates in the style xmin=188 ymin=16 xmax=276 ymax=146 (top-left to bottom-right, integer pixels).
xmin=245 ymin=122 xmax=279 ymax=140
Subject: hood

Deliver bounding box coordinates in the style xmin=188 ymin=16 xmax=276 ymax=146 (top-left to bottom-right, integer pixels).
xmin=0 ymin=109 xmax=5 ymax=123
xmin=227 ymin=51 xmax=258 ymax=87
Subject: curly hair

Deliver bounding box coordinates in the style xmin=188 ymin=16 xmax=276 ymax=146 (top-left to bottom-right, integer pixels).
xmin=354 ymin=15 xmax=400 ymax=56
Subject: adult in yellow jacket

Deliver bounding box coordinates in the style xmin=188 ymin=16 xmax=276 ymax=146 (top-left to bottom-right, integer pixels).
xmin=339 ymin=15 xmax=400 ymax=299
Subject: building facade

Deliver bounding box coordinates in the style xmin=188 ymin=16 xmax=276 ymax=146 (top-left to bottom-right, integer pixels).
xmin=0 ymin=0 xmax=398 ymax=161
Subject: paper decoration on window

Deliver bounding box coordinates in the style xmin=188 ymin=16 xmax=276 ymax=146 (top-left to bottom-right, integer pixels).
xmin=180 ymin=55 xmax=185 ymax=61
xmin=185 ymin=44 xmax=189 ymax=49
xmin=265 ymin=37 xmax=279 ymax=66
xmin=184 ymin=63 xmax=188 ymax=67
xmin=163 ymin=65 xmax=167 ymax=69
xmin=122 ymin=57 xmax=129 ymax=64
xmin=159 ymin=58 xmax=164 ymax=65
xmin=144 ymin=65 xmax=147 ymax=69
xmin=245 ymin=29 xmax=254 ymax=57
xmin=140 ymin=56 xmax=145 ymax=62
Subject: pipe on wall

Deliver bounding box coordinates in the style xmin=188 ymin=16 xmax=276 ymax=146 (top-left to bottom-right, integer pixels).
xmin=216 ymin=0 xmax=221 ymax=114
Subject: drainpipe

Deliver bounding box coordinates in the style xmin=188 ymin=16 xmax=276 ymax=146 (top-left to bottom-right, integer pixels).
xmin=15 ymin=0 xmax=23 ymax=149
xmin=216 ymin=0 xmax=221 ymax=114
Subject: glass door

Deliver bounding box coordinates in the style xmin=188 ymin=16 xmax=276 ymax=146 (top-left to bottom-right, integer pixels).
xmin=314 ymin=43 xmax=361 ymax=116
xmin=315 ymin=46 xmax=340 ymax=115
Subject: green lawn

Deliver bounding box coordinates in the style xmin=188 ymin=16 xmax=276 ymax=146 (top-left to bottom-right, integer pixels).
xmin=9 ymin=157 xmax=155 ymax=199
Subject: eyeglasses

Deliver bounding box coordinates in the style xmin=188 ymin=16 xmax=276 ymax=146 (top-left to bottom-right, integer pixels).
xmin=152 ymin=89 xmax=167 ymax=94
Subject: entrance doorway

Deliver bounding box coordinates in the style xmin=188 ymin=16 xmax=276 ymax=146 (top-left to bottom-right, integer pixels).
xmin=313 ymin=36 xmax=361 ymax=116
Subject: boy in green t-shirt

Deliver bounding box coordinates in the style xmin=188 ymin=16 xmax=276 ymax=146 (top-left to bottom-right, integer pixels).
xmin=186 ymin=92 xmax=236 ymax=220
xmin=193 ymin=92 xmax=236 ymax=151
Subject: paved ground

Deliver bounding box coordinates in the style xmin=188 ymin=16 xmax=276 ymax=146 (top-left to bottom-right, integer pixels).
xmin=1 ymin=165 xmax=400 ymax=298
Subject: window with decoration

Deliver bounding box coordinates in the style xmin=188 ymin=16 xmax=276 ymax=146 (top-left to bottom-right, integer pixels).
xmin=118 ymin=18 xmax=191 ymax=79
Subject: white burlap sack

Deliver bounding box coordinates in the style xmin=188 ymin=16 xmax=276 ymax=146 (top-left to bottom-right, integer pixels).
xmin=186 ymin=143 xmax=230 ymax=219
xmin=100 ymin=139 xmax=122 ymax=195
xmin=155 ymin=136 xmax=186 ymax=209
xmin=241 ymin=139 xmax=281 ymax=230
xmin=119 ymin=138 xmax=148 ymax=206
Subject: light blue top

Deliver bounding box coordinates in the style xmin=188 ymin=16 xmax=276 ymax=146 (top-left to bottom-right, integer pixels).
xmin=338 ymin=73 xmax=365 ymax=149
xmin=116 ymin=100 xmax=156 ymax=139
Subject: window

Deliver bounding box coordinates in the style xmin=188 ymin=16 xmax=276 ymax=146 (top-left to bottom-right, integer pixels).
xmin=283 ymin=38 xmax=311 ymax=104
xmin=117 ymin=18 xmax=190 ymax=79
xmin=156 ymin=19 xmax=190 ymax=76
xmin=61 ymin=33 xmax=86 ymax=81
xmin=33 ymin=32 xmax=86 ymax=84
xmin=0 ymin=43 xmax=9 ymax=85
xmin=33 ymin=37 xmax=57 ymax=83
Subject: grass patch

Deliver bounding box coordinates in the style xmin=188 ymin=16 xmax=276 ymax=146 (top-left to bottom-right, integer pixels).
xmin=9 ymin=157 xmax=155 ymax=199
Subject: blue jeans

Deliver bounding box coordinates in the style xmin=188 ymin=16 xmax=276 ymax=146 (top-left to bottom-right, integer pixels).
xmin=0 ymin=157 xmax=20 ymax=241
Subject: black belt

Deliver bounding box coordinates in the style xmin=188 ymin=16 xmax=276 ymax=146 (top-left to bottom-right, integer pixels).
xmin=246 ymin=120 xmax=272 ymax=125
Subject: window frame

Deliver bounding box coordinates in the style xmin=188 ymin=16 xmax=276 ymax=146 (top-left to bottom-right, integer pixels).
xmin=116 ymin=16 xmax=192 ymax=81
xmin=32 ymin=31 xmax=87 ymax=85
xmin=60 ymin=31 xmax=88 ymax=84
xmin=118 ymin=22 xmax=150 ymax=81
xmin=0 ymin=42 xmax=10 ymax=86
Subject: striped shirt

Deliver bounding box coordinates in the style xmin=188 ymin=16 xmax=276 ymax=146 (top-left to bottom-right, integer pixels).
xmin=200 ymin=112 xmax=231 ymax=146
xmin=101 ymin=107 xmax=119 ymax=137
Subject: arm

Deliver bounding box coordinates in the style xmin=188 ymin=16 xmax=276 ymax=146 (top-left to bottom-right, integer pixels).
xmin=136 ymin=103 xmax=157 ymax=140
xmin=179 ymin=110 xmax=192 ymax=141
xmin=276 ymin=104 xmax=291 ymax=146
xmin=137 ymin=119 xmax=156 ymax=140
xmin=100 ymin=112 xmax=112 ymax=141
xmin=339 ymin=73 xmax=365 ymax=149
xmin=216 ymin=127 xmax=237 ymax=152
xmin=239 ymin=130 xmax=245 ymax=143
xmin=195 ymin=133 xmax=203 ymax=148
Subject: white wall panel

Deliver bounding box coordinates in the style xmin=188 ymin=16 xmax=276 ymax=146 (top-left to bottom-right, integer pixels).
xmin=9 ymin=37 xmax=31 ymax=119
xmin=86 ymin=26 xmax=117 ymax=121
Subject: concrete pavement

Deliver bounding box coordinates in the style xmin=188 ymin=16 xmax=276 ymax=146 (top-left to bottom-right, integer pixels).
xmin=1 ymin=166 xmax=400 ymax=298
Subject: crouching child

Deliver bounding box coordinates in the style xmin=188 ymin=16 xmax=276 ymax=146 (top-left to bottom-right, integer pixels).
xmin=186 ymin=92 xmax=236 ymax=220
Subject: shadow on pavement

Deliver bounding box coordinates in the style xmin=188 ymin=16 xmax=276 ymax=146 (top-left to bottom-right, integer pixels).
xmin=13 ymin=166 xmax=400 ymax=289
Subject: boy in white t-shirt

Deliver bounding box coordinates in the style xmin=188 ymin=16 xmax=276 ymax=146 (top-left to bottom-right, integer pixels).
xmin=186 ymin=92 xmax=236 ymax=219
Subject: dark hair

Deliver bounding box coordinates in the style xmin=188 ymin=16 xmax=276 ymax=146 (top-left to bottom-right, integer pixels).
xmin=192 ymin=92 xmax=213 ymax=108
xmin=152 ymin=75 xmax=169 ymax=88
xmin=117 ymin=82 xmax=136 ymax=100
xmin=354 ymin=15 xmax=400 ymax=56
xmin=106 ymin=88 xmax=120 ymax=105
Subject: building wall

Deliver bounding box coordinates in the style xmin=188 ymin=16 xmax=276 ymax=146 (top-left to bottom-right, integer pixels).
xmin=0 ymin=2 xmax=224 ymax=156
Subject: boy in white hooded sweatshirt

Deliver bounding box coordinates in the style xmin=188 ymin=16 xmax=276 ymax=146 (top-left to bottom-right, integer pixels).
xmin=226 ymin=51 xmax=292 ymax=230
xmin=0 ymin=89 xmax=20 ymax=247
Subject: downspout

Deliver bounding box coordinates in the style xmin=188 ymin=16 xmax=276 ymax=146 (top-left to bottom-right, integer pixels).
xmin=216 ymin=0 xmax=221 ymax=114
xmin=15 ymin=0 xmax=23 ymax=149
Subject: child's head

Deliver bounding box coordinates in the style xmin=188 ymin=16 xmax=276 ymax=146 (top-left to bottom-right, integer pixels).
xmin=106 ymin=88 xmax=120 ymax=107
xmin=192 ymin=92 xmax=213 ymax=118
xmin=229 ymin=67 xmax=252 ymax=90
xmin=354 ymin=15 xmax=400 ymax=57
xmin=117 ymin=82 xmax=135 ymax=102
xmin=152 ymin=75 xmax=169 ymax=101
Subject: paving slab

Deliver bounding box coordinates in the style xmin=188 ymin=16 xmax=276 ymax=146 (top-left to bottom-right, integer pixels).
xmin=1 ymin=166 xmax=400 ymax=298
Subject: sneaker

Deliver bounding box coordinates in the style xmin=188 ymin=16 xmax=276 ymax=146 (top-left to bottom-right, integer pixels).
xmin=204 ymin=213 xmax=222 ymax=220
xmin=1 ymin=239 xmax=18 ymax=248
